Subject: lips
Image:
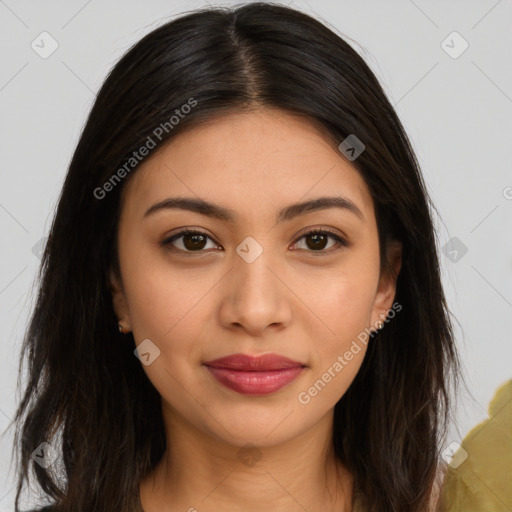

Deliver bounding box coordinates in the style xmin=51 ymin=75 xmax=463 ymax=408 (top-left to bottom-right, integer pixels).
xmin=203 ymin=353 xmax=305 ymax=371
xmin=203 ymin=353 xmax=306 ymax=395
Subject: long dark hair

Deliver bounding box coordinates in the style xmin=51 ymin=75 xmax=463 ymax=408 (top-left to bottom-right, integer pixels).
xmin=9 ymin=2 xmax=460 ymax=511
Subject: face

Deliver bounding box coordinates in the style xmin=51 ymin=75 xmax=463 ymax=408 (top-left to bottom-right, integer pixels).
xmin=111 ymin=108 xmax=401 ymax=447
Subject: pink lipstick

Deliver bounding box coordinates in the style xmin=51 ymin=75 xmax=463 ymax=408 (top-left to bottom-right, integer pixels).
xmin=203 ymin=353 xmax=306 ymax=395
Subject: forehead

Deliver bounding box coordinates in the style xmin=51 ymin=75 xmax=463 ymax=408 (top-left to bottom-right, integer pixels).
xmin=121 ymin=108 xmax=375 ymax=225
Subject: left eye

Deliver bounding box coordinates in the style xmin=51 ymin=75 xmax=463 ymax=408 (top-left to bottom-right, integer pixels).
xmin=161 ymin=229 xmax=347 ymax=254
xmin=292 ymin=229 xmax=347 ymax=252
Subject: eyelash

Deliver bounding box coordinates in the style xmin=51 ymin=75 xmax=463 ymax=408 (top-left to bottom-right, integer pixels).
xmin=161 ymin=228 xmax=348 ymax=255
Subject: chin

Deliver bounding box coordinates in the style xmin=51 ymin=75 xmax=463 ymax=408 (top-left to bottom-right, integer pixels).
xmin=197 ymin=403 xmax=315 ymax=448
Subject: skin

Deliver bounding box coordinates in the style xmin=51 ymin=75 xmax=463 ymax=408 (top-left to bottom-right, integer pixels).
xmin=110 ymin=108 xmax=402 ymax=512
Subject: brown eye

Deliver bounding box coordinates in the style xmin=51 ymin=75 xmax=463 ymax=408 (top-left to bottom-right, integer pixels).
xmin=293 ymin=229 xmax=348 ymax=253
xmin=161 ymin=228 xmax=348 ymax=255
xmin=162 ymin=230 xmax=219 ymax=253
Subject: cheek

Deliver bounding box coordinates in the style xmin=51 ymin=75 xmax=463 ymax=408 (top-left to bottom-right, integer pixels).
xmin=119 ymin=234 xmax=210 ymax=336
xmin=302 ymin=255 xmax=379 ymax=340
xmin=120 ymin=249 xmax=213 ymax=395
xmin=297 ymin=258 xmax=378 ymax=403
xmin=298 ymin=293 xmax=371 ymax=411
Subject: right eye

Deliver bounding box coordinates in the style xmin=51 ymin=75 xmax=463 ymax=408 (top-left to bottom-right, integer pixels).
xmin=161 ymin=229 xmax=222 ymax=254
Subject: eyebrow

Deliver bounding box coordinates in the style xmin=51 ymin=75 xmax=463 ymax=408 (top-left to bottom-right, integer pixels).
xmin=143 ymin=195 xmax=364 ymax=223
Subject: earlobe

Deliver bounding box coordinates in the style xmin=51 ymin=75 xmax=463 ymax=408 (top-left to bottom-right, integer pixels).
xmin=389 ymin=239 xmax=402 ymax=282
xmin=109 ymin=268 xmax=131 ymax=331
xmin=371 ymin=240 xmax=403 ymax=328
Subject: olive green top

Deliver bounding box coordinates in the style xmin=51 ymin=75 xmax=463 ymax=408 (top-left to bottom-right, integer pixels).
xmin=439 ymin=379 xmax=512 ymax=511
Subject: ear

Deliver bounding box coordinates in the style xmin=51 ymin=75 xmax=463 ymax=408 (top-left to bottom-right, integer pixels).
xmin=109 ymin=267 xmax=131 ymax=332
xmin=370 ymin=240 xmax=402 ymax=329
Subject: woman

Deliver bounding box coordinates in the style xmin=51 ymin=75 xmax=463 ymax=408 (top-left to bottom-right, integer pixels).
xmin=11 ymin=2 xmax=459 ymax=511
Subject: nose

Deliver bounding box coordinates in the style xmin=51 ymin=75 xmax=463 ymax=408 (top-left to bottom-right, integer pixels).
xmin=218 ymin=243 xmax=292 ymax=336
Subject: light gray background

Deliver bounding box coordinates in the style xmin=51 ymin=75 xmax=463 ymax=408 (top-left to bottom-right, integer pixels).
xmin=1 ymin=0 xmax=511 ymax=508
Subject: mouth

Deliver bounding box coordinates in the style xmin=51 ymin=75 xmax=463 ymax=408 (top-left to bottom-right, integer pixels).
xmin=203 ymin=353 xmax=306 ymax=395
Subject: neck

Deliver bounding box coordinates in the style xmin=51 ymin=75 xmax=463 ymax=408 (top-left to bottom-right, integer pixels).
xmin=139 ymin=408 xmax=353 ymax=512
